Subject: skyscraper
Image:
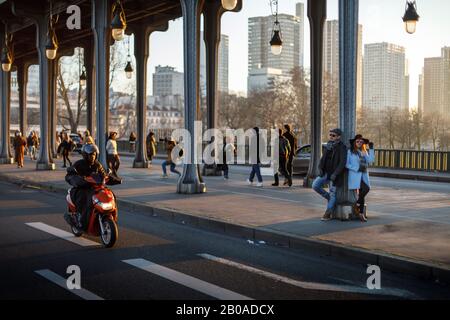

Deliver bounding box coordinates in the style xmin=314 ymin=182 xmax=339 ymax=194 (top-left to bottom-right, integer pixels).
xmin=247 ymin=2 xmax=304 ymax=93
xmin=200 ymin=32 xmax=229 ymax=95
xmin=423 ymin=47 xmax=450 ymax=120
xmin=323 ymin=20 xmax=363 ymax=110
xmin=362 ymin=42 xmax=409 ymax=115
xmin=152 ymin=65 xmax=184 ymax=97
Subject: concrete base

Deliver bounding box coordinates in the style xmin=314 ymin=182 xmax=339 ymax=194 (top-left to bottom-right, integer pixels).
xmin=0 ymin=157 xmax=14 ymax=164
xmin=36 ymin=162 xmax=56 ymax=171
xmin=177 ymin=182 xmax=207 ymax=194
xmin=303 ymin=176 xmax=315 ymax=188
xmin=334 ymin=205 xmax=353 ymax=221
xmin=202 ymin=164 xmax=222 ymax=176
xmin=133 ymin=160 xmax=150 ymax=168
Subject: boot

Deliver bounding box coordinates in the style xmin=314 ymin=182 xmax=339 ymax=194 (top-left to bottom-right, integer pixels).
xmin=359 ymin=205 xmax=367 ymax=222
xmin=272 ymin=174 xmax=279 ymax=186
xmin=321 ymin=209 xmax=333 ymax=221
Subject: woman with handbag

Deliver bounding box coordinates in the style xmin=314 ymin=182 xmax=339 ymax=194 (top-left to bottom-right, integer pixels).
xmin=346 ymin=134 xmax=375 ymax=222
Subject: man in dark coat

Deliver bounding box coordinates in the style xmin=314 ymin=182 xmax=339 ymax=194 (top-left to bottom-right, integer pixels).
xmin=282 ymin=124 xmax=298 ymax=184
xmin=65 ymin=144 xmax=107 ymax=230
xmin=312 ymin=128 xmax=347 ymax=221
xmin=273 ymin=128 xmax=292 ymax=187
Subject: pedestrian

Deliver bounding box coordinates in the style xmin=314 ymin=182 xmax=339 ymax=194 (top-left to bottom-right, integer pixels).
xmin=346 ymin=134 xmax=375 ymax=222
xmin=273 ymin=128 xmax=292 ymax=187
xmin=161 ymin=139 xmax=181 ymax=178
xmin=282 ymin=124 xmax=298 ymax=185
xmin=60 ymin=132 xmax=74 ymax=168
xmin=27 ymin=131 xmax=38 ymax=160
xmin=221 ymin=136 xmax=236 ymax=180
xmin=129 ymin=132 xmax=137 ymax=153
xmin=13 ymin=131 xmax=27 ymax=168
xmin=247 ymin=127 xmax=264 ymax=187
xmin=83 ymin=130 xmax=95 ymax=145
xmin=106 ymin=131 xmax=120 ymax=176
xmin=312 ymin=128 xmax=347 ymax=221
xmin=146 ymin=131 xmax=156 ymax=163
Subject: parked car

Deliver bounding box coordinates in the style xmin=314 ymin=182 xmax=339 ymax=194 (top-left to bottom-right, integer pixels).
xmin=292 ymin=144 xmax=326 ymax=175
xmin=69 ymin=133 xmax=83 ymax=154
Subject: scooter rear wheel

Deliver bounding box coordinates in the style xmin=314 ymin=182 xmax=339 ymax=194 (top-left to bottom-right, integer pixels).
xmin=100 ymin=217 xmax=118 ymax=248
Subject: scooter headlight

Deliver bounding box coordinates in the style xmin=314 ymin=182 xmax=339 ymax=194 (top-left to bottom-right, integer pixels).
xmin=94 ymin=200 xmax=113 ymax=211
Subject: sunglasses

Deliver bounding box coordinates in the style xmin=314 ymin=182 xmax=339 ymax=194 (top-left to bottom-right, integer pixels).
xmin=356 ymin=140 xmax=365 ymax=143
xmin=329 ymin=133 xmax=337 ymax=137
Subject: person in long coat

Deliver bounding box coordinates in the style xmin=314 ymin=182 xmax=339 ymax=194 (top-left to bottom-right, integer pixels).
xmin=13 ymin=131 xmax=27 ymax=168
xmin=146 ymin=131 xmax=156 ymax=163
xmin=346 ymin=134 xmax=375 ymax=222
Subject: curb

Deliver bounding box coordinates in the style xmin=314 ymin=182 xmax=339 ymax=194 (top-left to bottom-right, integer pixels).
xmin=370 ymin=171 xmax=450 ymax=183
xmin=1 ymin=173 xmax=450 ymax=285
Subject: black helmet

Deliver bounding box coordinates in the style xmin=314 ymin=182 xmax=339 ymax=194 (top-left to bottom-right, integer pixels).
xmin=81 ymin=143 xmax=99 ymax=160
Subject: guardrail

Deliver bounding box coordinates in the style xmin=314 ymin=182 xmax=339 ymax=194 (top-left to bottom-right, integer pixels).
xmin=374 ymin=149 xmax=450 ymax=173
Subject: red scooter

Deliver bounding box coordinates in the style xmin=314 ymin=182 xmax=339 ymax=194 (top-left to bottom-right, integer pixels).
xmin=65 ymin=173 xmax=120 ymax=248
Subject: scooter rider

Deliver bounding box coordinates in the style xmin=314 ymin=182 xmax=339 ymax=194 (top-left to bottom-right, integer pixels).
xmin=65 ymin=144 xmax=107 ymax=230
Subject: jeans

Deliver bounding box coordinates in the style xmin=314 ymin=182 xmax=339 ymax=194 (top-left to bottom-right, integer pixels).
xmin=249 ymin=164 xmax=263 ymax=183
xmin=162 ymin=161 xmax=181 ymax=175
xmin=222 ymin=164 xmax=229 ymax=179
xmin=312 ymin=175 xmax=337 ymax=211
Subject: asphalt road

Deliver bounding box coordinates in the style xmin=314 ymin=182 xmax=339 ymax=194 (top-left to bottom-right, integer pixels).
xmin=0 ymin=180 xmax=449 ymax=300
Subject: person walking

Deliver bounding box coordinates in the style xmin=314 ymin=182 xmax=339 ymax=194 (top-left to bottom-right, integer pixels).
xmin=60 ymin=132 xmax=74 ymax=168
xmin=161 ymin=139 xmax=181 ymax=178
xmin=273 ymin=129 xmax=292 ymax=187
xmin=146 ymin=131 xmax=156 ymax=163
xmin=221 ymin=136 xmax=236 ymax=180
xmin=129 ymin=132 xmax=137 ymax=153
xmin=282 ymin=124 xmax=298 ymax=185
xmin=312 ymin=128 xmax=347 ymax=221
xmin=27 ymin=131 xmax=38 ymax=160
xmin=346 ymin=134 xmax=375 ymax=222
xmin=106 ymin=132 xmax=120 ymax=176
xmin=13 ymin=131 xmax=27 ymax=168
xmin=247 ymin=127 xmax=264 ymax=187
xmin=83 ymin=130 xmax=95 ymax=145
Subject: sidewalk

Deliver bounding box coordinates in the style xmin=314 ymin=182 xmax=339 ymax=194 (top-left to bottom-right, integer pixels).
xmin=119 ymin=151 xmax=450 ymax=183
xmin=1 ymin=155 xmax=450 ymax=283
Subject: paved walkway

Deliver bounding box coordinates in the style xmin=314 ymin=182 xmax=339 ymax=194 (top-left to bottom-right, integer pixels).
xmin=0 ymin=155 xmax=449 ymax=271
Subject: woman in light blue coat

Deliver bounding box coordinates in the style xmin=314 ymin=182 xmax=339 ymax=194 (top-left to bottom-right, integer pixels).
xmin=346 ymin=134 xmax=375 ymax=222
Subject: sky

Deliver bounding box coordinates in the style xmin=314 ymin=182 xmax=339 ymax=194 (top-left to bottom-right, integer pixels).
xmin=134 ymin=0 xmax=450 ymax=109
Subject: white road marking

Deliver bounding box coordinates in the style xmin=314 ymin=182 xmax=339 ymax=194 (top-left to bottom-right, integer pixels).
xmin=35 ymin=269 xmax=104 ymax=300
xmin=198 ymin=253 xmax=416 ymax=298
xmin=26 ymin=222 xmax=99 ymax=246
xmin=122 ymin=258 xmax=253 ymax=300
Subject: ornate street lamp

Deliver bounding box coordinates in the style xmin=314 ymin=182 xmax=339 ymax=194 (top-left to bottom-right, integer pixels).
xmin=111 ymin=0 xmax=127 ymax=41
xmin=46 ymin=2 xmax=59 ymax=60
xmin=269 ymin=0 xmax=282 ymax=55
xmin=124 ymin=36 xmax=133 ymax=79
xmin=221 ymin=0 xmax=237 ymax=11
xmin=1 ymin=29 xmax=12 ymax=72
xmin=79 ymin=49 xmax=86 ymax=87
xmin=403 ymin=1 xmax=420 ymax=34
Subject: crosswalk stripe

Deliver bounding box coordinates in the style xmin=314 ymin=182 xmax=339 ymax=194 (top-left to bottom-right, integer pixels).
xmin=35 ymin=269 xmax=104 ymax=300
xmin=198 ymin=253 xmax=416 ymax=298
xmin=26 ymin=222 xmax=99 ymax=247
xmin=123 ymin=258 xmax=253 ymax=300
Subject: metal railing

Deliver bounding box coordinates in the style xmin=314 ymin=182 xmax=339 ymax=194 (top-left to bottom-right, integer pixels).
xmin=374 ymin=149 xmax=450 ymax=173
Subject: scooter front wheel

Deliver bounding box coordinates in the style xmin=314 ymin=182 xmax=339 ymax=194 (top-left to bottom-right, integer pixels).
xmin=71 ymin=225 xmax=83 ymax=237
xmin=100 ymin=217 xmax=118 ymax=248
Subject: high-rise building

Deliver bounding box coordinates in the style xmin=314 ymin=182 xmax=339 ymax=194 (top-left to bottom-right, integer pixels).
xmin=200 ymin=32 xmax=229 ymax=95
xmin=323 ymin=20 xmax=363 ymax=110
xmin=362 ymin=42 xmax=409 ymax=115
xmin=247 ymin=67 xmax=290 ymax=93
xmin=152 ymin=65 xmax=184 ymax=97
xmin=418 ymin=68 xmax=424 ymax=115
xmin=423 ymin=47 xmax=450 ymax=120
xmin=247 ymin=2 xmax=304 ymax=93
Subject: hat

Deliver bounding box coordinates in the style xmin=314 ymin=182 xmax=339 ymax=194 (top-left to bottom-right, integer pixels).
xmin=350 ymin=134 xmax=370 ymax=145
xmin=330 ymin=128 xmax=343 ymax=136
